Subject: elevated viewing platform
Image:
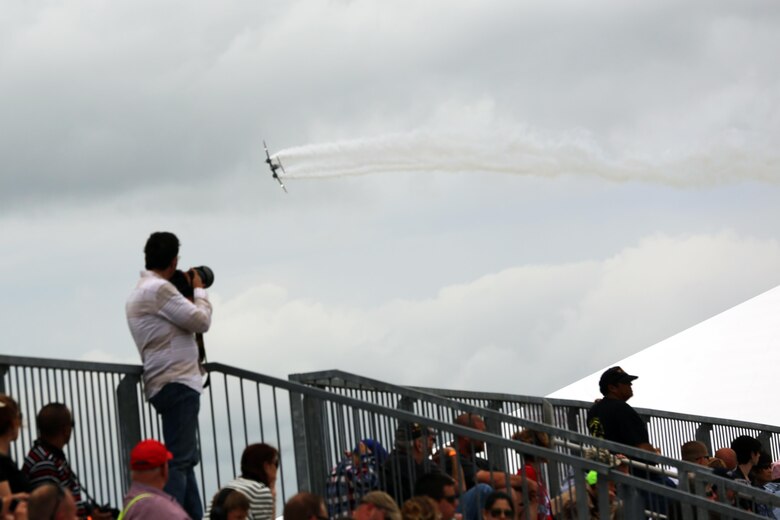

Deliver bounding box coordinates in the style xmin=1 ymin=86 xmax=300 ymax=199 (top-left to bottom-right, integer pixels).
xmin=1 ymin=354 xmax=778 ymax=519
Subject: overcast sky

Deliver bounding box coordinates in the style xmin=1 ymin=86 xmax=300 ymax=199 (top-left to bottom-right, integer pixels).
xmin=2 ymin=1 xmax=779 ymax=420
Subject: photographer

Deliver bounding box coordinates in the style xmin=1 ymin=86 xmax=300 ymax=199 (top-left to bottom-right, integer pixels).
xmin=126 ymin=231 xmax=213 ymax=520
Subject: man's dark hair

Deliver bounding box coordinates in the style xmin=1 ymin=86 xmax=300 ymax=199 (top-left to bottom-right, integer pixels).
xmin=37 ymin=403 xmax=71 ymax=438
xmin=283 ymin=492 xmax=324 ymax=520
xmin=484 ymin=491 xmax=514 ymax=515
xmin=144 ymin=232 xmax=180 ymax=270
xmin=731 ymin=435 xmax=762 ymax=465
xmin=414 ymin=473 xmax=455 ymax=501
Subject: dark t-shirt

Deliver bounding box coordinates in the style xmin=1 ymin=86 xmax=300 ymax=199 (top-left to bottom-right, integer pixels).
xmin=445 ymin=453 xmax=493 ymax=489
xmin=0 ymin=453 xmax=30 ymax=493
xmin=381 ymin=450 xmax=443 ymax=504
xmin=587 ymin=397 xmax=649 ymax=448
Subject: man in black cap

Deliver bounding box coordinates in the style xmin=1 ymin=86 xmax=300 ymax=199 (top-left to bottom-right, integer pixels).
xmin=381 ymin=422 xmax=442 ymax=504
xmin=587 ymin=367 xmax=654 ymax=452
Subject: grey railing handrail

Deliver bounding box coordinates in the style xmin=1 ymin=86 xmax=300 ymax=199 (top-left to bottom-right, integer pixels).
xmin=418 ymin=386 xmax=780 ymax=433
xmin=292 ymin=369 xmax=780 ymax=433
xmin=0 ymin=354 xmax=142 ymax=374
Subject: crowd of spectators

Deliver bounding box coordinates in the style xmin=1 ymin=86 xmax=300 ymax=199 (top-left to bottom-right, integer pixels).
xmin=2 ymin=363 xmax=780 ymax=519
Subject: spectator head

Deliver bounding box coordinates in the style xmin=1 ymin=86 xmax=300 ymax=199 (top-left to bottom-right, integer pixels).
xmin=414 ymin=473 xmax=458 ymax=520
xmin=751 ymin=451 xmax=773 ymax=486
xmin=482 ymin=491 xmax=514 ymax=520
xmin=395 ymin=423 xmax=435 ymax=462
xmin=353 ymin=491 xmax=402 ymax=520
xmin=454 ymin=413 xmax=486 ymax=455
xmin=351 ymin=439 xmax=389 ymax=466
xmin=36 ymin=403 xmax=73 ymax=448
xmin=0 ymin=394 xmax=22 ymax=440
xmin=283 ymin=492 xmax=326 ymax=520
xmin=681 ymin=441 xmax=710 ymax=465
xmin=598 ymin=367 xmax=637 ymax=400
xmin=730 ymin=436 xmax=762 ymax=466
xmin=144 ymin=232 xmax=180 ymax=271
xmin=511 ymin=428 xmax=550 ymax=463
xmin=401 ymin=496 xmax=438 ymax=520
xmin=130 ymin=439 xmax=173 ymax=489
xmin=210 ymin=488 xmax=250 ymax=520
xmin=714 ymin=448 xmax=738 ymax=471
xmin=28 ymin=483 xmax=77 ymax=520
xmin=240 ymin=443 xmax=279 ymax=487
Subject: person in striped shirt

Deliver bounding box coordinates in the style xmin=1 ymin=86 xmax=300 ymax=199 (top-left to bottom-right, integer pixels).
xmin=205 ymin=443 xmax=278 ymax=520
xmin=22 ymin=403 xmax=111 ymax=519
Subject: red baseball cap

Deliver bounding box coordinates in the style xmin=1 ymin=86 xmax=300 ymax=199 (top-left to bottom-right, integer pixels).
xmin=130 ymin=439 xmax=173 ymax=471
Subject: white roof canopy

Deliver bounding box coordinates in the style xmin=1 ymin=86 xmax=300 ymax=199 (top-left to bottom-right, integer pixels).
xmin=549 ymin=285 xmax=780 ymax=427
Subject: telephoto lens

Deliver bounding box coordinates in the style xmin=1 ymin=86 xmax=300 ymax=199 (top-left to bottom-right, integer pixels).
xmin=191 ymin=266 xmax=214 ymax=288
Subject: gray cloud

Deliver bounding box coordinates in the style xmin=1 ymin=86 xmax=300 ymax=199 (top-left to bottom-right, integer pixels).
xmin=3 ymin=0 xmax=779 ymax=210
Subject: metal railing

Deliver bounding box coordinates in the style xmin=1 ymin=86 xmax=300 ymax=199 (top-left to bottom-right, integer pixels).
xmin=0 ymin=355 xmax=776 ymax=519
xmin=290 ymin=369 xmax=780 ymax=462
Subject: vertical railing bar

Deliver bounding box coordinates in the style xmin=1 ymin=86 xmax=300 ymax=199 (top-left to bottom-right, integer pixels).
xmin=208 ymin=373 xmax=221 ymax=488
xmin=272 ymin=387 xmax=285 ymax=504
xmin=73 ymin=369 xmax=86 ymax=503
xmin=95 ymin=372 xmax=106 ymax=503
xmin=223 ymin=374 xmax=236 ymax=479
xmin=256 ymin=383 xmax=265 ymax=441
xmin=109 ymin=372 xmax=121 ymax=506
xmin=86 ymin=370 xmax=99 ymax=503
xmin=240 ymin=378 xmax=248 ymax=448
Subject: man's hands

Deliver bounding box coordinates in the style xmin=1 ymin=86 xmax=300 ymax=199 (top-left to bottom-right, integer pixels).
xmin=91 ymin=508 xmax=114 ymax=520
xmin=189 ymin=268 xmax=204 ymax=289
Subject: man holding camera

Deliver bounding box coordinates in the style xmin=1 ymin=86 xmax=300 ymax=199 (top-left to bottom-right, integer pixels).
xmin=126 ymin=231 xmax=212 ymax=519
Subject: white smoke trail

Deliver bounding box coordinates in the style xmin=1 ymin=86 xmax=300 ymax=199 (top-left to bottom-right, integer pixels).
xmin=274 ymin=128 xmax=779 ymax=187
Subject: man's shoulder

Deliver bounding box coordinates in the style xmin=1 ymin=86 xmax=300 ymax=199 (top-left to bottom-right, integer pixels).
xmin=224 ymin=476 xmax=268 ymax=495
xmin=23 ymin=441 xmax=61 ymax=467
xmin=123 ymin=484 xmax=188 ymax=518
xmin=590 ymin=397 xmax=632 ymax=415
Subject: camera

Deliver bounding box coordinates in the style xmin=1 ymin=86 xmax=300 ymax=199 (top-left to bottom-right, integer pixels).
xmin=190 ymin=265 xmax=214 ymax=288
xmin=170 ymin=265 xmax=214 ymax=299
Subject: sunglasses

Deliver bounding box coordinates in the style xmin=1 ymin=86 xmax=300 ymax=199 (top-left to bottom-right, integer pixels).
xmin=443 ymin=494 xmax=459 ymax=504
xmin=489 ymin=509 xmax=514 ymax=518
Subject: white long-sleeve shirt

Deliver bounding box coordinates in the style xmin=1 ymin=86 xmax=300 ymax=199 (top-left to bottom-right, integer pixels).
xmin=126 ymin=270 xmax=212 ymax=399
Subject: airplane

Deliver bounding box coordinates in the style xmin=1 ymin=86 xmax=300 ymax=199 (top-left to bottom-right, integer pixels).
xmin=264 ymin=140 xmax=287 ymax=193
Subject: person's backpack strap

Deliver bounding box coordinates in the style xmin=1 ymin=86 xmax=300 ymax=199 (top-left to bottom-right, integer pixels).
xmin=117 ymin=492 xmax=153 ymax=520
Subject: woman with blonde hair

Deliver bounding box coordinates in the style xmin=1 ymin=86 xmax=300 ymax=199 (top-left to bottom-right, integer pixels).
xmin=401 ymin=496 xmax=440 ymax=520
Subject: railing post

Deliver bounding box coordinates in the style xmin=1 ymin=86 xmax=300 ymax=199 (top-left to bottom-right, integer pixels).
xmin=0 ymin=364 xmax=8 ymax=393
xmin=290 ymin=392 xmax=311 ymax=493
xmin=695 ymin=422 xmax=713 ymax=453
xmin=758 ymin=430 xmax=772 ymax=455
xmin=295 ymin=394 xmax=328 ymax=495
xmin=542 ymin=399 xmax=563 ymax=496
xmin=397 ymin=396 xmax=416 ymax=412
xmin=485 ymin=400 xmax=505 ymax=471
xmin=116 ymin=373 xmax=142 ymax=489
xmin=565 ymin=406 xmax=581 ymax=433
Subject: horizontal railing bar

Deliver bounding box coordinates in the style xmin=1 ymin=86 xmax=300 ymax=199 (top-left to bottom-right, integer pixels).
xmin=0 ymin=355 xmax=143 ymax=374
xmin=292 ymin=369 xmax=780 ymax=432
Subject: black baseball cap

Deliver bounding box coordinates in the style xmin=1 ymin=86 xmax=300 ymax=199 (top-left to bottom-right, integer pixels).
xmin=598 ymin=366 xmax=638 ymax=394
